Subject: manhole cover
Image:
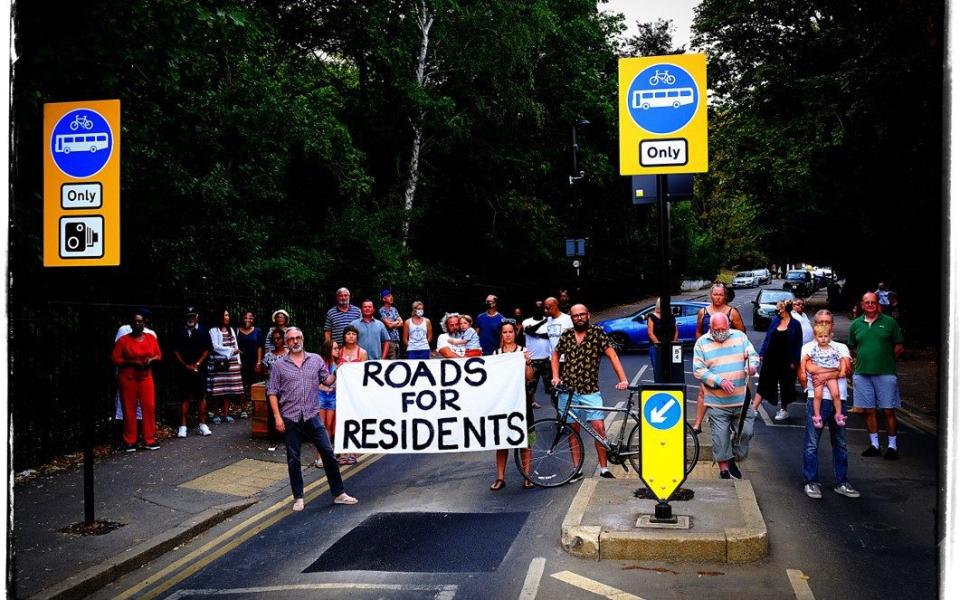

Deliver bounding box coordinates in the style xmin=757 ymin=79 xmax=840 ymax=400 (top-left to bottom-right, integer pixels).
xmin=305 ymin=511 xmax=528 ymax=573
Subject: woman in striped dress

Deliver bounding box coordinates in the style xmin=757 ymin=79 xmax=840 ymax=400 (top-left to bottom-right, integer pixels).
xmin=208 ymin=309 xmax=244 ymax=424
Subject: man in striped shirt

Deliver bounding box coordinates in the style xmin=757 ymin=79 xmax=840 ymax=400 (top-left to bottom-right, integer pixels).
xmin=268 ymin=327 xmax=358 ymax=511
xmin=693 ymin=313 xmax=761 ymax=480
xmin=324 ymin=287 xmax=362 ymax=345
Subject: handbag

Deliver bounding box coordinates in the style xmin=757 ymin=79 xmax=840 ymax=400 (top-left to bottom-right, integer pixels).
xmin=213 ymin=357 xmax=230 ymax=371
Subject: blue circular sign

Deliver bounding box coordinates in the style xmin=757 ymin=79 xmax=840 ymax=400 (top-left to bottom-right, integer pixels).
xmin=643 ymin=392 xmax=682 ymax=431
xmin=49 ymin=108 xmax=114 ymax=179
xmin=626 ymin=63 xmax=699 ymax=135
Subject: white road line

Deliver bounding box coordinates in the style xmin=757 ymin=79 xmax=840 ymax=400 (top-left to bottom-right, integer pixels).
xmin=551 ymin=570 xmax=646 ymax=600
xmin=164 ymin=583 xmax=459 ymax=599
xmin=758 ymin=404 xmax=774 ymax=426
xmin=786 ymin=569 xmax=816 ymax=600
xmin=518 ymin=557 xmax=546 ymax=600
xmin=630 ymin=365 xmax=648 ymax=387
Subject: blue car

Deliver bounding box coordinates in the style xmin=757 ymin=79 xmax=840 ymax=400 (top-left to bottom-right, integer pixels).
xmin=596 ymin=301 xmax=709 ymax=352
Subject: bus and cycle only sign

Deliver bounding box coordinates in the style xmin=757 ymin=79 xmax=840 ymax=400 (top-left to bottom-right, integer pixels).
xmin=639 ymin=385 xmax=687 ymax=502
xmin=618 ymin=54 xmax=708 ymax=175
xmin=43 ymin=99 xmax=120 ymax=267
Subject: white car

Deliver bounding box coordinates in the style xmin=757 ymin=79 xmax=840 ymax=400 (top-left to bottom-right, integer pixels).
xmin=732 ymin=271 xmax=759 ymax=288
xmin=753 ymin=268 xmax=771 ymax=284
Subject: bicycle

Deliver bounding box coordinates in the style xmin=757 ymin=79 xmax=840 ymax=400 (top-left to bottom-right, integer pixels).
xmin=515 ymin=383 xmax=700 ymax=488
xmin=70 ymin=115 xmax=94 ymax=131
xmin=648 ymin=70 xmax=676 ymax=86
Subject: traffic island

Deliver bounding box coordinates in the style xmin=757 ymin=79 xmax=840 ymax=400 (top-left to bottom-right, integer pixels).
xmin=561 ymin=478 xmax=767 ymax=563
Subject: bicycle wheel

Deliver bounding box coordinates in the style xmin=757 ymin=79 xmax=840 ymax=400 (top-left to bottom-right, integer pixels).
xmin=625 ymin=421 xmax=700 ymax=476
xmin=514 ymin=418 xmax=584 ymax=488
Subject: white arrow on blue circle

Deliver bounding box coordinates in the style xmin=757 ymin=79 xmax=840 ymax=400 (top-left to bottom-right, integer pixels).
xmin=650 ymin=399 xmax=676 ymax=424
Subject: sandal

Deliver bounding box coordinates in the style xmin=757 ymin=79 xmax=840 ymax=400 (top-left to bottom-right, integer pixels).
xmin=489 ymin=479 xmax=506 ymax=491
xmin=812 ymin=415 xmax=823 ymax=429
xmin=834 ymin=413 xmax=847 ymax=427
xmin=523 ymin=480 xmax=535 ymax=490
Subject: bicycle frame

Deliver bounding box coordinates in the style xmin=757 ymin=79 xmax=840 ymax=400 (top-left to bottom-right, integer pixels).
xmin=554 ymin=387 xmax=639 ymax=457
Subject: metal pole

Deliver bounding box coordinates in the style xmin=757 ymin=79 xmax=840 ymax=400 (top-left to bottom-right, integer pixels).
xmin=571 ymin=125 xmax=578 ymax=176
xmin=657 ymin=174 xmax=672 ymax=383
xmin=83 ymin=392 xmax=95 ymax=525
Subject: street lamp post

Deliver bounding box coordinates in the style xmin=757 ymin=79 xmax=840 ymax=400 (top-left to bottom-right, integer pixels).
xmin=569 ymin=118 xmax=590 ymax=186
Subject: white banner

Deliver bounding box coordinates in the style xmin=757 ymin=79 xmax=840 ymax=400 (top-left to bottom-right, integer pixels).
xmin=334 ymin=353 xmax=527 ymax=453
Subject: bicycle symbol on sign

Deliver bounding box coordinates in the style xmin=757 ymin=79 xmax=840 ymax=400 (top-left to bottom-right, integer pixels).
xmin=70 ymin=115 xmax=94 ymax=131
xmin=648 ymin=70 xmax=676 ymax=86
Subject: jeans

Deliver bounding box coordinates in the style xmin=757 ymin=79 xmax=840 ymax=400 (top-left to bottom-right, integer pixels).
xmin=648 ymin=345 xmax=661 ymax=383
xmin=707 ymin=405 xmax=756 ymax=462
xmin=802 ymin=398 xmax=848 ymax=485
xmin=283 ymin=415 xmax=345 ymax=499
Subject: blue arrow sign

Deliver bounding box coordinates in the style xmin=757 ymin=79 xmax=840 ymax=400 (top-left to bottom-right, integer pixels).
xmin=643 ymin=392 xmax=682 ymax=431
xmin=625 ymin=63 xmax=699 ymax=135
xmin=49 ymin=108 xmax=114 ymax=179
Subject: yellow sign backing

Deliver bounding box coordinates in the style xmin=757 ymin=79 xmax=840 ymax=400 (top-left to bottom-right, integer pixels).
xmin=43 ymin=99 xmax=120 ymax=266
xmin=619 ymin=54 xmax=708 ymax=175
xmin=639 ymin=386 xmax=687 ymax=501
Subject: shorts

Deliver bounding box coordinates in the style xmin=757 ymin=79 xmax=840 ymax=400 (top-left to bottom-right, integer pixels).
xmin=318 ymin=391 xmax=336 ymax=411
xmin=852 ymin=374 xmax=901 ymax=409
xmin=558 ymin=391 xmax=606 ymax=423
xmin=406 ymin=349 xmax=431 ymax=360
xmin=383 ymin=341 xmax=400 ymax=360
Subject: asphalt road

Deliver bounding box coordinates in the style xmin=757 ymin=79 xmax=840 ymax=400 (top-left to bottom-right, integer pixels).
xmin=96 ymin=282 xmax=938 ymax=600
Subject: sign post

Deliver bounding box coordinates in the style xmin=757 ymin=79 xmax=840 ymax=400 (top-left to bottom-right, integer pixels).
xmin=619 ymin=54 xmax=708 ymax=384
xmin=639 ymin=385 xmax=687 ymax=522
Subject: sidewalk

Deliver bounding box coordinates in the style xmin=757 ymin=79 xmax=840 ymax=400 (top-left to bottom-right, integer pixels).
xmin=13 ymin=419 xmax=335 ymax=599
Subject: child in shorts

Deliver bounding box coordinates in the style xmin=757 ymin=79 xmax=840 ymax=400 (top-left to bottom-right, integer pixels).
xmin=446 ymin=315 xmax=483 ymax=356
xmin=803 ymin=323 xmax=846 ymax=428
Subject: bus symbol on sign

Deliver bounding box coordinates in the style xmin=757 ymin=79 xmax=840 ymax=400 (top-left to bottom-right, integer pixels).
xmin=49 ymin=108 xmax=114 ymax=179
xmin=626 ymin=63 xmax=699 ymax=135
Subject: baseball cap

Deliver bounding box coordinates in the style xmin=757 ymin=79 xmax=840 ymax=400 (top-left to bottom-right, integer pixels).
xmin=381 ymin=289 xmax=392 ymax=299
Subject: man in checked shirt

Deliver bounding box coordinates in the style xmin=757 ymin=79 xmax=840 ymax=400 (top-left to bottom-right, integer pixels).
xmin=268 ymin=327 xmax=358 ymax=511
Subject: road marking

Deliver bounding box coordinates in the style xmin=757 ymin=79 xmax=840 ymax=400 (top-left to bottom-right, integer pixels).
xmin=630 ymin=365 xmax=648 ymax=387
xmin=162 ymin=583 xmax=458 ymax=599
xmin=117 ymin=454 xmax=384 ymax=600
xmin=757 ymin=404 xmax=774 ymax=426
xmin=518 ymin=557 xmax=546 ymax=600
xmin=786 ymin=569 xmax=816 ymax=600
xmin=551 ymin=570 xmax=646 ymax=600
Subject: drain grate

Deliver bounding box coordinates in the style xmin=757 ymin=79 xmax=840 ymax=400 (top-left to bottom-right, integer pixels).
xmin=305 ymin=511 xmax=528 ymax=573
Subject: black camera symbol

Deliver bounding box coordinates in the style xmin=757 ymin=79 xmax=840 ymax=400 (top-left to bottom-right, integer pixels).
xmin=64 ymin=221 xmax=99 ymax=252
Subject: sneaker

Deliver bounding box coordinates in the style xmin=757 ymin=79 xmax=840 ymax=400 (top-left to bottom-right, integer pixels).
xmin=177 ymin=426 xmax=188 ymax=438
xmin=883 ymin=447 xmax=899 ymax=460
xmin=804 ymin=482 xmax=822 ymax=499
xmin=568 ymin=471 xmax=585 ymax=483
xmin=599 ymin=470 xmax=615 ymax=479
xmin=774 ymin=409 xmax=790 ymax=421
xmin=121 ymin=444 xmax=137 ymax=453
xmin=144 ymin=443 xmax=160 ymax=451
xmin=313 ymin=458 xmax=325 ymax=469
xmin=719 ymin=470 xmax=731 ymax=479
xmin=727 ymin=461 xmax=743 ymax=479
xmin=239 ymin=411 xmax=248 ymax=419
xmin=198 ymin=423 xmax=212 ymax=436
xmin=225 ymin=415 xmax=235 ymax=424
xmin=862 ymin=445 xmax=881 ymax=457
xmin=834 ymin=482 xmax=861 ymax=498
xmin=267 ymin=445 xmax=277 ymax=452
xmin=212 ymin=416 xmax=222 ymax=425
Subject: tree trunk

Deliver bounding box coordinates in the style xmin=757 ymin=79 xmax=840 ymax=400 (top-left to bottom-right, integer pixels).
xmin=401 ymin=0 xmax=434 ymax=248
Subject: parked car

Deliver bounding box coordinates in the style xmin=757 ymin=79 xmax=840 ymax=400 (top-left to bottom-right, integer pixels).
xmin=732 ymin=271 xmax=759 ymax=288
xmin=596 ymin=301 xmax=709 ymax=352
xmin=752 ymin=268 xmax=771 ymax=284
xmin=752 ymin=289 xmax=797 ymax=331
xmin=783 ymin=270 xmax=813 ymax=297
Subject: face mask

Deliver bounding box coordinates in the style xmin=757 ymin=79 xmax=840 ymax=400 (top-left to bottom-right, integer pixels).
xmin=415 ymin=309 xmax=424 ymax=317
xmin=711 ymin=329 xmax=731 ymax=343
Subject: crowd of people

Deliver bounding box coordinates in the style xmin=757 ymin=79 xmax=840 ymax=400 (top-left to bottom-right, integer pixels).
xmin=110 ymin=279 xmax=905 ymax=508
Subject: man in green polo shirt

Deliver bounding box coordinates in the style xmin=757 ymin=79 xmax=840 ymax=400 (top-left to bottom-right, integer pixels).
xmin=848 ymin=291 xmax=904 ymax=459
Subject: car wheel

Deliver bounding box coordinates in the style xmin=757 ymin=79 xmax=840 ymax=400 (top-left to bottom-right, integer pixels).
xmin=609 ymin=333 xmax=629 ymax=353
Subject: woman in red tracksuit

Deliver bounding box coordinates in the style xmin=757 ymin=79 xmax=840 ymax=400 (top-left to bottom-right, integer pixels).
xmin=112 ymin=311 xmax=162 ymax=451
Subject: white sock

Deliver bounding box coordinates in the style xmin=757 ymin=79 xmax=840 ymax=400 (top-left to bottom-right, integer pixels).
xmin=888 ymin=436 xmax=897 ymax=450
xmin=870 ymin=433 xmax=880 ymax=448
xmin=600 ymin=467 xmax=609 ymax=474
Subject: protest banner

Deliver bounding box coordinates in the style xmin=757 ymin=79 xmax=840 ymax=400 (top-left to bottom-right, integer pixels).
xmin=334 ymin=353 xmax=527 ymax=454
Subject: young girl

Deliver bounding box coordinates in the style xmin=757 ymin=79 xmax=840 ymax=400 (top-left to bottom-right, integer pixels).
xmin=445 ymin=315 xmax=483 ymax=356
xmin=803 ymin=323 xmax=846 ymax=428
xmin=316 ymin=339 xmax=340 ymax=467
xmin=336 ymin=325 xmax=366 ymax=464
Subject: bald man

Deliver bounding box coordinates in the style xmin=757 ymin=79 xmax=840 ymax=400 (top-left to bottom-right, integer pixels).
xmin=693 ymin=312 xmax=760 ymax=480
xmin=848 ymin=291 xmax=904 ymax=459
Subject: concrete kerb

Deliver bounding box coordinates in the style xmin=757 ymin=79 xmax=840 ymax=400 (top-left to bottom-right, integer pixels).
xmin=560 ymin=479 xmax=767 ymax=563
xmin=29 ymin=498 xmax=256 ymax=600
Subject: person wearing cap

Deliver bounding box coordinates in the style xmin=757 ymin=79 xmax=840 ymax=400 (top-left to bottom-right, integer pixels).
xmin=378 ymin=289 xmax=403 ymax=359
xmin=173 ymin=307 xmax=211 ymax=437
xmin=264 ymin=309 xmax=291 ymax=354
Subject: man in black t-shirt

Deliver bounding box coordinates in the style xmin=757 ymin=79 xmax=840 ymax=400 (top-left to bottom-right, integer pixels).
xmin=173 ymin=307 xmax=211 ymax=438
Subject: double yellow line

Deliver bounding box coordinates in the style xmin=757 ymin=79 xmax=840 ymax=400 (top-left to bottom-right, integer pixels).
xmin=115 ymin=454 xmax=383 ymax=600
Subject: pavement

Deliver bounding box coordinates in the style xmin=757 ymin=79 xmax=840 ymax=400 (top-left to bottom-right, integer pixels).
xmin=12 ymin=282 xmax=938 ymax=598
